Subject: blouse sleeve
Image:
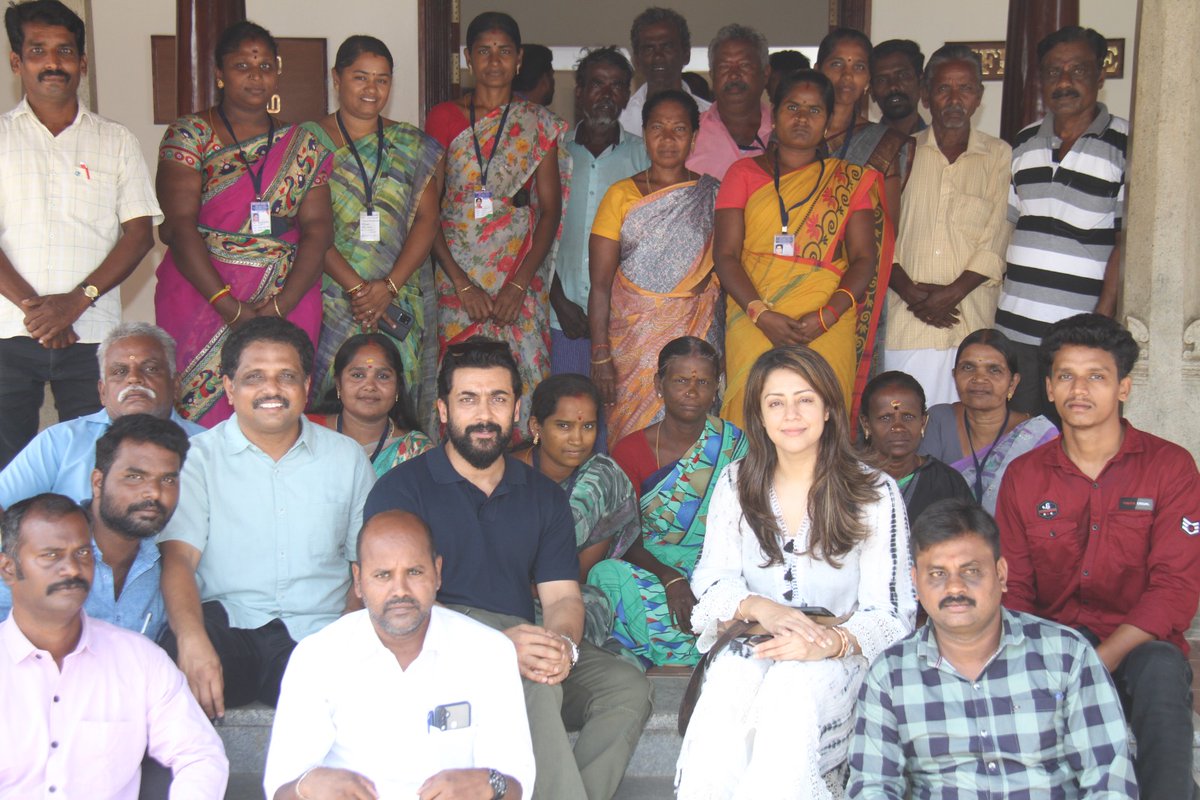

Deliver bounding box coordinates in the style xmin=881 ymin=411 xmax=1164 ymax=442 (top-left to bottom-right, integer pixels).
xmin=158 ymin=116 xmax=205 ymax=172
xmin=840 ymin=473 xmax=917 ymax=663
xmin=590 ymin=179 xmax=634 ymax=241
xmin=714 ymin=158 xmax=757 ymax=210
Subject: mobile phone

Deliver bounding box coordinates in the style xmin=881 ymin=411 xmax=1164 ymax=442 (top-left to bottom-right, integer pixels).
xmin=428 ymin=701 xmax=472 ymax=731
xmin=798 ymin=606 xmax=834 ymax=618
xmin=379 ymin=304 xmax=414 ymax=341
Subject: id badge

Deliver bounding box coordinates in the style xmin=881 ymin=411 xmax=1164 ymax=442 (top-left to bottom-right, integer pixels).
xmin=359 ymin=211 xmax=381 ymax=242
xmin=773 ymin=234 xmax=795 ymax=257
xmin=250 ymin=201 xmax=271 ymax=234
xmin=473 ymin=190 xmax=493 ymax=219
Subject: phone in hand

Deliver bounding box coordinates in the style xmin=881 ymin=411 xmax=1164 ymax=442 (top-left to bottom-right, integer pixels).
xmin=379 ymin=304 xmax=414 ymax=341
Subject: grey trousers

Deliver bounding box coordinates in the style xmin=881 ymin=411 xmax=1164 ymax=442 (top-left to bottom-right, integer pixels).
xmin=448 ymin=604 xmax=653 ymax=800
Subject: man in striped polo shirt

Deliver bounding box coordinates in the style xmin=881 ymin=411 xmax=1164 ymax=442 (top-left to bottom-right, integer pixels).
xmin=995 ymin=26 xmax=1127 ymax=418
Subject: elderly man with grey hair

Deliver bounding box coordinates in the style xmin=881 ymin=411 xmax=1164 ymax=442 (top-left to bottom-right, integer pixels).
xmin=687 ymin=23 xmax=772 ymax=180
xmin=0 ymin=321 xmax=202 ymax=510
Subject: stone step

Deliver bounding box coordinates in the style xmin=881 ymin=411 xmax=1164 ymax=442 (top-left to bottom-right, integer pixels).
xmin=225 ymin=773 xmax=676 ymax=800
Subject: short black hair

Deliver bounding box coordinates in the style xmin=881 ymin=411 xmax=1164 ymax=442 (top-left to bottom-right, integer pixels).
xmin=465 ymin=11 xmax=521 ymax=50
xmin=860 ymin=370 xmax=927 ymax=417
xmin=656 ymin=336 xmax=719 ymax=380
xmin=5 ymin=0 xmax=84 ymax=54
xmin=817 ymin=27 xmax=873 ymax=70
xmin=530 ymin=374 xmax=601 ymax=424
xmin=769 ymin=50 xmax=811 ymax=74
xmin=911 ymin=497 xmax=1000 ymax=559
xmin=1039 ymin=312 xmax=1139 ymax=379
xmin=514 ymin=43 xmax=553 ymax=92
xmin=94 ymin=414 xmax=190 ymax=478
xmin=955 ymin=328 xmax=1020 ymax=376
xmin=219 ymin=317 xmax=315 ymax=378
xmin=574 ymin=45 xmax=634 ymax=89
xmin=436 ymin=336 xmax=521 ymax=400
xmin=1037 ymin=25 xmax=1107 ymax=69
xmin=215 ymin=20 xmax=277 ymax=67
xmin=334 ymin=34 xmax=393 ymax=72
xmin=317 ymin=333 xmax=420 ymax=432
xmin=1 ymin=493 xmax=83 ymax=560
xmin=771 ymin=68 xmax=834 ymax=117
xmin=872 ymin=39 xmax=923 ymax=75
xmin=642 ymin=88 xmax=699 ymax=130
xmin=630 ymin=7 xmax=690 ymax=53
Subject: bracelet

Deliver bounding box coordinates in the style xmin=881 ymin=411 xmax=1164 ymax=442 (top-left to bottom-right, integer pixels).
xmin=456 ymin=284 xmax=476 ymax=294
xmin=272 ymin=296 xmax=283 ymax=318
xmin=591 ymin=343 xmax=611 ymax=353
xmin=833 ymin=625 xmax=851 ymax=659
xmin=227 ymin=302 xmax=243 ymax=326
xmin=385 ymin=277 xmax=400 ymax=297
xmin=663 ymin=576 xmax=687 ymax=590
xmin=295 ymin=766 xmax=317 ymax=800
xmin=746 ymin=299 xmax=773 ymax=324
xmin=208 ymin=285 xmax=232 ymax=305
xmin=507 ymin=281 xmax=526 ymax=293
xmin=834 ymin=287 xmax=857 ymax=309
xmin=591 ymin=356 xmax=613 ymax=365
xmin=818 ymin=305 xmax=838 ymax=332
xmin=346 ymin=281 xmax=366 ymax=295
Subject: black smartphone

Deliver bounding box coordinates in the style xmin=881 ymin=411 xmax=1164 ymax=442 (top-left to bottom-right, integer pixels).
xmin=379 ymin=304 xmax=414 ymax=341
xmin=798 ymin=606 xmax=835 ymax=617
xmin=428 ymin=701 xmax=471 ymax=731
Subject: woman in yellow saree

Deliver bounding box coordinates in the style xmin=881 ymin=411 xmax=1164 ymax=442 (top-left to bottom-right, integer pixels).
xmin=716 ymin=70 xmax=893 ymax=427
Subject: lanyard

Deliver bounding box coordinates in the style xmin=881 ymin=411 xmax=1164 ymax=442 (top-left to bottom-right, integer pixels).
xmin=468 ymin=99 xmax=512 ymax=189
xmin=963 ymin=406 xmax=1010 ymax=502
xmin=336 ymin=112 xmax=386 ymax=214
xmin=217 ymin=106 xmax=275 ymax=201
xmin=773 ymin=153 xmax=825 ymax=234
xmin=835 ymin=121 xmax=857 ymax=161
xmin=337 ymin=413 xmax=393 ymax=464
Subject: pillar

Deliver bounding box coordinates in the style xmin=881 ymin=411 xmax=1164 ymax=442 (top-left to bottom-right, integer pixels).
xmin=999 ymin=0 xmax=1078 ymax=143
xmin=175 ymin=0 xmax=245 ymax=116
xmin=1121 ymin=0 xmax=1200 ymax=459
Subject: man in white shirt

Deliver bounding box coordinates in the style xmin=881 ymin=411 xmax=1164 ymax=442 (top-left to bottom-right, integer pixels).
xmin=264 ymin=510 xmax=533 ymax=800
xmin=619 ymin=7 xmax=711 ymax=135
xmin=0 ymin=0 xmax=162 ymax=469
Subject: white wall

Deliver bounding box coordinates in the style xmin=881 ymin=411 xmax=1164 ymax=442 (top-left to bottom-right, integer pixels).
xmin=871 ymin=0 xmax=1138 ymax=137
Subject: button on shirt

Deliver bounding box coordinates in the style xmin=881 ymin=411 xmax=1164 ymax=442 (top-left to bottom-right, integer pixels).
xmin=0 ymin=408 xmax=205 ymax=509
xmin=887 ymin=126 xmax=1013 ymax=351
xmin=686 ymin=101 xmax=772 ymax=180
xmin=0 ymin=612 xmax=228 ymax=798
xmin=158 ymin=416 xmax=376 ymax=640
xmin=552 ymin=125 xmax=649 ymax=329
xmin=0 ymin=99 xmax=163 ymax=342
xmin=848 ymin=609 xmax=1138 ymax=799
xmin=263 ymin=606 xmax=535 ymax=798
xmin=364 ymin=447 xmax=577 ymax=622
xmin=996 ymin=422 xmax=1200 ymax=653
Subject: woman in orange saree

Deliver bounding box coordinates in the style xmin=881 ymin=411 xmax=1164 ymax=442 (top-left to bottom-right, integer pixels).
xmin=588 ymin=90 xmax=721 ymax=450
xmin=716 ymin=70 xmax=893 ymax=428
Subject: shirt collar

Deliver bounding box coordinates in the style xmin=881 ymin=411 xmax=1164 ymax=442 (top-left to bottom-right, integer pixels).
xmin=223 ymin=413 xmax=313 ymax=457
xmin=1 ymin=609 xmax=93 ymax=664
xmin=700 ymin=101 xmax=773 ymax=138
xmin=567 ymin=122 xmax=637 ymax=154
xmin=426 ymin=444 xmax=528 ymax=489
xmin=14 ymin=96 xmax=94 ymax=129
xmin=916 ymin=607 xmax=1024 ymax=669
xmin=1036 ymin=102 xmax=1113 ymax=143
xmin=917 ymin=125 xmax=990 ymax=158
xmin=1049 ymin=419 xmax=1143 ymax=473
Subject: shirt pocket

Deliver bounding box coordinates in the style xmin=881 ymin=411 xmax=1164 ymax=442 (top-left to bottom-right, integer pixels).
xmin=1106 ymin=511 xmax=1154 ymax=586
xmin=68 ymin=168 xmax=119 ymax=230
xmin=998 ymin=686 xmax=1063 ymax=756
xmin=950 ymin=194 xmax=993 ymax=236
xmin=1024 ymin=519 xmax=1083 ymax=583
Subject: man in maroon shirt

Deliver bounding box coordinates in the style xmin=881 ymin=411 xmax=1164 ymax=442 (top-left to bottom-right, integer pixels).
xmin=996 ymin=312 xmax=1200 ymax=800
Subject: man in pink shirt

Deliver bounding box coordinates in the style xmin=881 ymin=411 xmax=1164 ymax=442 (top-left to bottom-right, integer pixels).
xmin=0 ymin=493 xmax=227 ymax=798
xmin=687 ymin=23 xmax=772 ymax=180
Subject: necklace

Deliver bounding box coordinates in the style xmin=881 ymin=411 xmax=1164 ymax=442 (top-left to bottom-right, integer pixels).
xmin=654 ymin=423 xmax=662 ymax=468
xmin=642 ymin=170 xmax=655 ymax=195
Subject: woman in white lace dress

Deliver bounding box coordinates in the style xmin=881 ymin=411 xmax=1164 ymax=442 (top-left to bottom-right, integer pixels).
xmin=676 ymin=346 xmax=916 ymax=799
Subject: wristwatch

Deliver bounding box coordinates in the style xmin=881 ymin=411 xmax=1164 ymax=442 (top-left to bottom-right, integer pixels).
xmin=78 ymin=282 xmax=100 ymax=305
xmin=487 ymin=768 xmax=508 ymax=799
xmin=560 ymin=633 xmax=580 ymax=666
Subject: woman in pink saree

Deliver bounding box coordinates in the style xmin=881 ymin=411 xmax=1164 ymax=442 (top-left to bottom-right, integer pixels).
xmin=155 ymin=21 xmax=333 ymax=426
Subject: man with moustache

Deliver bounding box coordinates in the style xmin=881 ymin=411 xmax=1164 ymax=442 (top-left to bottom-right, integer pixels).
xmin=263 ymin=511 xmax=533 ymax=800
xmin=550 ymin=47 xmax=648 ymax=377
xmin=158 ymin=317 xmax=375 ymax=720
xmin=995 ymin=26 xmax=1127 ymax=417
xmin=884 ymin=45 xmax=1012 ymax=404
xmin=687 ymin=23 xmax=772 ymax=180
xmin=619 ymin=7 xmax=710 ymax=135
xmin=870 ymin=39 xmax=926 ymax=137
xmin=0 ymin=414 xmax=188 ymax=642
xmin=996 ymin=313 xmax=1200 ymax=799
xmin=0 ymin=493 xmax=228 ymax=797
xmin=0 ymin=0 xmax=162 ymax=469
xmin=848 ymin=498 xmax=1137 ymax=797
xmin=365 ymin=338 xmax=651 ymax=800
xmin=0 ymin=322 xmax=202 ymax=511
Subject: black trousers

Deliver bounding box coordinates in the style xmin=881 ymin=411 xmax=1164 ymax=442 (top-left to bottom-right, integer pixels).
xmin=0 ymin=336 xmax=100 ymax=468
xmin=160 ymin=600 xmax=297 ymax=708
xmin=1007 ymin=339 xmax=1061 ymax=427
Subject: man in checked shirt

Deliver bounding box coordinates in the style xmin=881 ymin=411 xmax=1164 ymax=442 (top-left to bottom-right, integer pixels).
xmin=847 ymin=498 xmax=1137 ymax=798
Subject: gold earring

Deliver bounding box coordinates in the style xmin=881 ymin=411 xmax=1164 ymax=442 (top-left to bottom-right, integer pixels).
xmin=336 ymin=389 xmax=341 ymax=400
xmin=217 ymin=78 xmax=224 ymax=89
xmin=1007 ymin=391 xmax=1014 ymax=401
xmin=533 ymin=431 xmax=540 ymax=446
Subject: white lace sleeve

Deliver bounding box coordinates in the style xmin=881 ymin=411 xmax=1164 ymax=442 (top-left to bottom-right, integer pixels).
xmin=841 ymin=472 xmax=917 ymax=662
xmin=689 ymin=463 xmax=759 ymax=652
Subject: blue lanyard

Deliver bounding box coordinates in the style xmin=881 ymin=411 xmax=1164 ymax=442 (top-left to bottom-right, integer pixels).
xmin=336 ymin=112 xmax=386 ymax=214
xmin=468 ymin=98 xmax=513 ymax=189
xmin=773 ymin=153 xmax=825 ymax=234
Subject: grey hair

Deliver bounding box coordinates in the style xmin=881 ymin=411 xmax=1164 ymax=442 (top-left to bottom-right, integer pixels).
xmin=97 ymin=322 xmax=179 ymax=377
xmin=708 ymin=23 xmax=769 ymax=72
xmin=922 ymin=44 xmax=984 ymax=90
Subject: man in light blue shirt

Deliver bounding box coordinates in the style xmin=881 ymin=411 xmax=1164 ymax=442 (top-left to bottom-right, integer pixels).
xmin=0 ymin=413 xmax=189 ymax=642
xmin=158 ymin=318 xmax=375 ymax=721
xmin=551 ymin=47 xmax=649 ymax=377
xmin=0 ymin=321 xmax=203 ymax=510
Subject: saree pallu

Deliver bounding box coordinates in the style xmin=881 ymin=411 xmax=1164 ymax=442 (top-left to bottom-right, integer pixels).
xmin=722 ymin=159 xmax=893 ymax=428
xmin=308 ymin=122 xmax=443 ymax=418
xmin=436 ymin=101 xmax=570 ymax=439
xmin=606 ymin=177 xmax=721 ymax=450
xmin=156 ymin=117 xmax=332 ymax=426
xmin=587 ymin=417 xmax=747 ymax=667
xmin=950 ymin=415 xmax=1058 ymax=514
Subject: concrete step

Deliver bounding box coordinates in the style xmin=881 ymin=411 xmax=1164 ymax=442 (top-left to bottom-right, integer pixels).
xmin=225 ymin=773 xmax=676 ymax=800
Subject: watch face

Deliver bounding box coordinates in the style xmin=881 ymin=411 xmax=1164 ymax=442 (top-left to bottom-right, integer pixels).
xmin=84 ymin=285 xmax=99 ymax=300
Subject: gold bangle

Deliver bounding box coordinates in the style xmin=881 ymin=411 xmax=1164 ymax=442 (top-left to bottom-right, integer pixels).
xmin=385 ymin=277 xmax=400 ymax=297
xmin=456 ymin=284 xmax=476 ymax=294
xmin=346 ymin=281 xmax=366 ymax=295
xmin=590 ymin=356 xmax=613 ymax=365
xmin=507 ymin=281 xmax=526 ymax=293
xmin=834 ymin=287 xmax=857 ymax=309
xmin=747 ymin=299 xmax=772 ymax=324
xmin=228 ymin=302 xmax=243 ymax=326
xmin=833 ymin=625 xmax=851 ymax=659
xmin=663 ymin=576 xmax=687 ymax=590
xmin=208 ymin=285 xmax=232 ymax=305
xmin=272 ymin=296 xmax=283 ymax=318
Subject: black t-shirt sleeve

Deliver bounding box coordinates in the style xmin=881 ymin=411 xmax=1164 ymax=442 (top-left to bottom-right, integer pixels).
xmin=532 ymin=480 xmax=581 ymax=584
